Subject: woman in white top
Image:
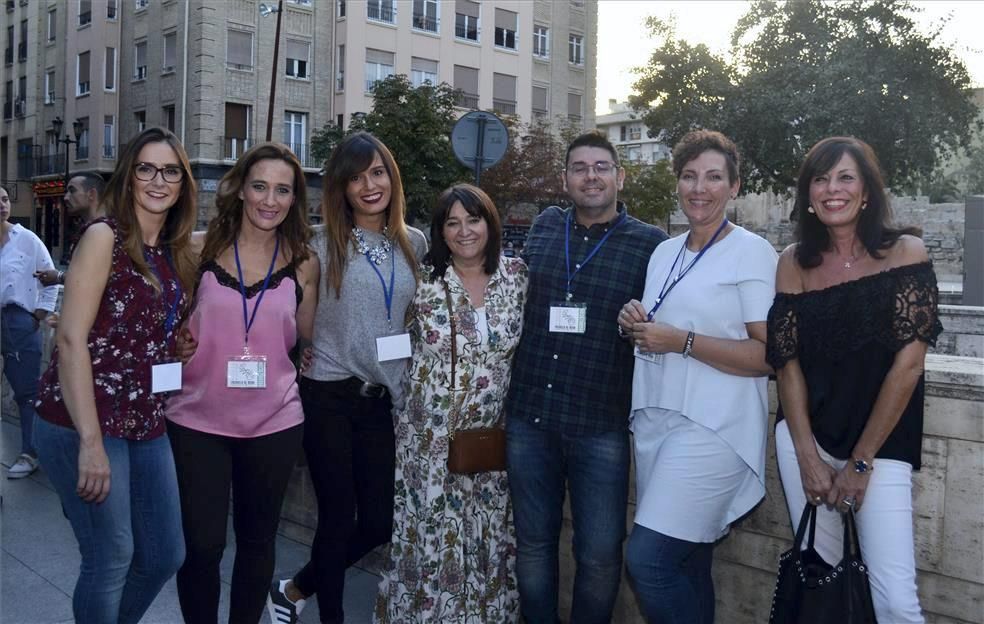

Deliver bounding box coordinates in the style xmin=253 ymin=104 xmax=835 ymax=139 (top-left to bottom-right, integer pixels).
xmin=617 ymin=130 xmax=777 ymax=624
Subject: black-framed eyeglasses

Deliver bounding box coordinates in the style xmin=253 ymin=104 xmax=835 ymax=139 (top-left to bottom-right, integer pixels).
xmin=567 ymin=161 xmax=619 ymax=176
xmin=134 ymin=162 xmax=184 ymax=183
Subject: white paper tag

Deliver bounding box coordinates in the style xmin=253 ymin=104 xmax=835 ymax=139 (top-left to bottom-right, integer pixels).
xmin=226 ymin=356 xmax=267 ymax=388
xmin=549 ymin=303 xmax=587 ymax=333
xmin=376 ymin=333 xmax=412 ymax=361
xmin=151 ymin=361 xmax=182 ymax=394
xmin=634 ymin=346 xmax=663 ymax=365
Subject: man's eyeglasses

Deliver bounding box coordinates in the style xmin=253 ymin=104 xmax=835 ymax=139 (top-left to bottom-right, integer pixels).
xmin=134 ymin=163 xmax=184 ymax=183
xmin=567 ymin=161 xmax=619 ymax=177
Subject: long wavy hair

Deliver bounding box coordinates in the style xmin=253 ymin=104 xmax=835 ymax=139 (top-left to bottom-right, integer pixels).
xmin=102 ymin=127 xmax=197 ymax=302
xmin=321 ymin=132 xmax=417 ymax=297
xmin=793 ymin=136 xmax=919 ymax=269
xmin=426 ymin=184 xmax=502 ymax=280
xmin=201 ymin=142 xmax=311 ymax=266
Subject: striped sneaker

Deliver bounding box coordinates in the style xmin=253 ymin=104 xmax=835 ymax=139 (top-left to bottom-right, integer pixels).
xmin=266 ymin=579 xmax=305 ymax=624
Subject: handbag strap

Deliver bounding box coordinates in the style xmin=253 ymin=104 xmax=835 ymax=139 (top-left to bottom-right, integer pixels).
xmin=793 ymin=502 xmax=818 ymax=553
xmin=842 ymin=508 xmax=862 ymax=559
xmin=443 ymin=281 xmax=461 ymax=439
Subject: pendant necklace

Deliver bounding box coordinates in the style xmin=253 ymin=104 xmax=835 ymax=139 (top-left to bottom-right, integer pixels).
xmin=842 ymin=247 xmax=866 ymax=269
xmin=353 ymin=226 xmax=392 ymax=265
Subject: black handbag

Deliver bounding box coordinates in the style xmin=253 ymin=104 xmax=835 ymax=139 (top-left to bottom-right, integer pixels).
xmin=769 ymin=502 xmax=877 ymax=623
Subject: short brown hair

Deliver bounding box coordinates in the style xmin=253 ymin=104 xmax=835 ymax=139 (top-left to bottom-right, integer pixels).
xmin=426 ymin=184 xmax=502 ymax=280
xmin=671 ymin=130 xmax=740 ymax=184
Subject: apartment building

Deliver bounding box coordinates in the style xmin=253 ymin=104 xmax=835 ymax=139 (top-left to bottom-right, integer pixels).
xmin=595 ymin=99 xmax=670 ymax=165
xmin=3 ymin=0 xmax=597 ymax=252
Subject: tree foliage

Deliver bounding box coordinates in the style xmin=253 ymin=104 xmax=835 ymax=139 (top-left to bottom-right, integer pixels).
xmin=630 ymin=0 xmax=981 ymax=194
xmin=619 ymin=159 xmax=677 ymax=227
xmin=310 ymin=75 xmax=468 ymax=223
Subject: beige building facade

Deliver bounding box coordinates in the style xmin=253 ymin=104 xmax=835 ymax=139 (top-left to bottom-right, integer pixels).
xmin=595 ymin=99 xmax=669 ymax=165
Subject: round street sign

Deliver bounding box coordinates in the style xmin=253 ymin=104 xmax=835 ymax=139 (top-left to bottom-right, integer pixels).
xmin=451 ymin=111 xmax=509 ymax=172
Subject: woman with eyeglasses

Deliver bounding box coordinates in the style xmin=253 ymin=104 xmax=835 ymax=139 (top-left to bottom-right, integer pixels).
xmin=34 ymin=127 xmax=197 ymax=623
xmin=164 ymin=142 xmax=320 ymax=623
xmin=374 ymin=184 xmax=527 ymax=623
xmin=618 ymin=130 xmax=777 ymax=623
xmin=268 ymin=132 xmax=427 ymax=624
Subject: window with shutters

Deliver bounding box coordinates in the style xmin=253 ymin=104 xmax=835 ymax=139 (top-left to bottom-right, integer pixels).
xmin=455 ymin=0 xmax=479 ymax=42
xmin=135 ymin=110 xmax=146 ymax=133
xmin=163 ymin=32 xmax=176 ymax=73
xmin=492 ymin=73 xmax=516 ymax=114
xmin=283 ymin=111 xmax=308 ymax=165
xmin=163 ymin=105 xmax=175 ymax=132
xmin=76 ymin=117 xmax=90 ymax=159
xmin=286 ymin=40 xmax=309 ymax=79
xmin=224 ymin=103 xmax=251 ymax=159
xmin=227 ymin=29 xmax=253 ymax=71
xmin=77 ymin=51 xmax=91 ymax=95
xmin=533 ymin=25 xmax=549 ymax=58
xmin=134 ymin=40 xmax=147 ymax=80
xmin=410 ymin=57 xmax=438 ymax=88
xmin=567 ymin=92 xmax=582 ymax=121
xmin=365 ymin=49 xmax=394 ymax=92
xmin=453 ymin=64 xmax=478 ymax=108
xmin=104 ymin=47 xmax=116 ymax=90
xmin=103 ymin=115 xmax=115 ymax=158
xmin=494 ymin=9 xmax=516 ymax=50
xmin=47 ymin=9 xmax=56 ymax=41
xmin=336 ymin=45 xmax=345 ymax=90
xmin=532 ymin=85 xmax=548 ymax=117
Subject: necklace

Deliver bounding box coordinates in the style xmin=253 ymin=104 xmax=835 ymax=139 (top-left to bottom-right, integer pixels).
xmin=841 ymin=247 xmax=866 ymax=269
xmin=352 ymin=226 xmax=392 ymax=265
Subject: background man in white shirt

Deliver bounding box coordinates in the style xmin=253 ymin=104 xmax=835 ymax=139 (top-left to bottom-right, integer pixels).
xmin=0 ymin=186 xmax=58 ymax=478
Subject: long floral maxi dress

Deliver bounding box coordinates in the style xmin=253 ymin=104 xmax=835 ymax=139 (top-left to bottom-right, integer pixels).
xmin=375 ymin=256 xmax=528 ymax=624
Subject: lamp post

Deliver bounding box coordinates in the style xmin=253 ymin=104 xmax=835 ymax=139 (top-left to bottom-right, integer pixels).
xmin=259 ymin=1 xmax=284 ymax=142
xmin=52 ymin=116 xmax=85 ymax=264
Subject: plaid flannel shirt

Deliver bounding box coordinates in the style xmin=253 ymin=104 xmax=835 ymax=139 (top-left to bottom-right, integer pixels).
xmin=506 ymin=203 xmax=668 ymax=434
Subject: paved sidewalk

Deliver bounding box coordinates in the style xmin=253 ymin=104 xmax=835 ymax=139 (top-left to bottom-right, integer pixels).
xmin=0 ymin=417 xmax=381 ymax=623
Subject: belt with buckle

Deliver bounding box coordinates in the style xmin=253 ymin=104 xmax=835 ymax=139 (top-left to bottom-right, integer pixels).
xmin=333 ymin=376 xmax=388 ymax=399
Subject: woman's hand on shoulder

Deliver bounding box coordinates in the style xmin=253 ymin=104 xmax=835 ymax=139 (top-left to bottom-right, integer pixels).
xmin=189 ymin=231 xmax=207 ymax=259
xmin=775 ymin=245 xmax=804 ymax=294
xmin=889 ymin=234 xmax=929 ymax=267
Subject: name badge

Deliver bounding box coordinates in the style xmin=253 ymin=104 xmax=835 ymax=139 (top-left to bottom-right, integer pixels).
xmin=376 ymin=332 xmax=412 ymax=361
xmin=227 ymin=354 xmax=267 ymax=388
xmin=634 ymin=346 xmax=663 ymax=365
xmin=151 ymin=361 xmax=182 ymax=394
xmin=549 ymin=302 xmax=587 ymax=334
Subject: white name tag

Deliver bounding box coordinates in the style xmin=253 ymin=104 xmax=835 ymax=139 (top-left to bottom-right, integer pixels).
xmin=549 ymin=303 xmax=587 ymax=334
xmin=227 ymin=355 xmax=267 ymax=388
xmin=376 ymin=332 xmax=412 ymax=361
xmin=634 ymin=346 xmax=663 ymax=365
xmin=151 ymin=361 xmax=182 ymax=394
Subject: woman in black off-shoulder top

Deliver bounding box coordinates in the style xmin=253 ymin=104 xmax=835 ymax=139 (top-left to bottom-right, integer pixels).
xmin=766 ymin=136 xmax=941 ymax=624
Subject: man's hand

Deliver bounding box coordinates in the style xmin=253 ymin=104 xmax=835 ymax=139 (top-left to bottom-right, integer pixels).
xmin=34 ymin=269 xmax=62 ymax=286
xmin=31 ymin=309 xmax=49 ymax=330
xmin=175 ymin=327 xmax=198 ymax=364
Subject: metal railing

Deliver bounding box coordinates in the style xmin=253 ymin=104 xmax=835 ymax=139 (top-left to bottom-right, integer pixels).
xmin=222 ymin=136 xmax=253 ymax=160
xmin=75 ymin=144 xmax=89 ymax=160
xmin=35 ymin=152 xmax=63 ymax=175
xmin=285 ymin=143 xmax=316 ymax=168
xmin=412 ymin=13 xmax=438 ymax=32
xmin=456 ymin=93 xmax=479 ymax=109
xmin=367 ymin=2 xmax=394 ymax=23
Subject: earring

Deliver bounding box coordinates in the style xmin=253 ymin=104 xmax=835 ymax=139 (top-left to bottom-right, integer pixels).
xmin=807 ymin=205 xmax=815 ymax=214
xmin=861 ymin=202 xmax=867 ymax=210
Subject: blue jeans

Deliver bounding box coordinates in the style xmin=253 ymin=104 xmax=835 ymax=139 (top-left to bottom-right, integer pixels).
xmin=625 ymin=524 xmax=715 ymax=624
xmin=34 ymin=418 xmax=185 ymax=624
xmin=1 ymin=305 xmax=42 ymax=456
xmin=506 ymin=416 xmax=630 ymax=624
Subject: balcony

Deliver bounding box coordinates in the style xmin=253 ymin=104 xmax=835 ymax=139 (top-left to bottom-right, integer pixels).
xmin=285 ymin=143 xmax=316 ymax=168
xmin=492 ymin=99 xmax=516 ymax=115
xmin=456 ymin=93 xmax=479 ymax=109
xmin=13 ymin=97 xmax=25 ymax=117
xmin=222 ymin=136 xmax=253 ymax=160
xmin=102 ymin=143 xmax=116 ymax=159
xmin=75 ymin=144 xmax=89 ymax=160
xmin=35 ymin=152 xmax=64 ymax=176
xmin=367 ymin=2 xmax=394 ymax=23
xmin=412 ymin=13 xmax=438 ymax=32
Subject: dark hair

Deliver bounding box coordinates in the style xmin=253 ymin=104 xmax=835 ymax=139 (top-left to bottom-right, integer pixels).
xmin=426 ymin=184 xmax=502 ymax=280
xmin=102 ymin=127 xmax=197 ymax=299
xmin=565 ymin=131 xmax=620 ymax=168
xmin=71 ymin=171 xmax=107 ymax=196
xmin=321 ymin=132 xmax=417 ymax=297
xmin=202 ymin=142 xmax=311 ymax=266
xmin=671 ymin=130 xmax=740 ymax=184
xmin=793 ymin=136 xmax=920 ymax=269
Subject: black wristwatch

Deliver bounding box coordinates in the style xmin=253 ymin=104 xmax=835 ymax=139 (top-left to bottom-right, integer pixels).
xmin=853 ymin=458 xmax=873 ymax=474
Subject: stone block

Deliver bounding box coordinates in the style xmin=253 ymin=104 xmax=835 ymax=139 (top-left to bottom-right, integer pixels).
xmin=912 ymin=436 xmax=948 ymax=572
xmin=924 ymin=395 xmax=984 ymax=443
xmin=941 ymin=440 xmax=984 ymax=583
xmin=712 ymin=560 xmax=777 ymax=623
xmin=919 ymin=567 xmax=984 ymax=623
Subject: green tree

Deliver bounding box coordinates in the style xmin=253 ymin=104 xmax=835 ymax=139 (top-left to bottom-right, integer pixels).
xmin=630 ymin=0 xmax=981 ymax=194
xmin=480 ymin=116 xmax=569 ymax=215
xmin=619 ymin=159 xmax=677 ymax=227
xmin=310 ymin=75 xmax=468 ymax=223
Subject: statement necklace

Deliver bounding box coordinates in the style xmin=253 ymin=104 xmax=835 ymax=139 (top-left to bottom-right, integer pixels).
xmin=353 ymin=225 xmax=392 ymax=265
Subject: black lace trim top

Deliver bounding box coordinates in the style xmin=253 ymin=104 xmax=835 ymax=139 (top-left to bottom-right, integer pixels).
xmin=197 ymin=260 xmax=303 ymax=306
xmin=765 ymin=262 xmax=942 ymax=469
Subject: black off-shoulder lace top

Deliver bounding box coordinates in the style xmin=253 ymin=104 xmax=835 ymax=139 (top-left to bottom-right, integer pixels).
xmin=765 ymin=262 xmax=943 ymax=469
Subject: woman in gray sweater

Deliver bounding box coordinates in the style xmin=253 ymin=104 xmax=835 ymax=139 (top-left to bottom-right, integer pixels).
xmin=267 ymin=133 xmax=427 ymax=624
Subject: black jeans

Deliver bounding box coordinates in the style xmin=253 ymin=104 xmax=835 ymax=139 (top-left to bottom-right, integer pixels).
xmin=292 ymin=376 xmax=395 ymax=624
xmin=168 ymin=420 xmax=303 ymax=624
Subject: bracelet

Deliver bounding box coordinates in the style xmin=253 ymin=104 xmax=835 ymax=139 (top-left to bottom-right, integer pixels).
xmin=617 ymin=323 xmax=629 ymax=339
xmin=57 ymin=270 xmax=65 ymax=284
xmin=681 ymin=331 xmax=695 ymax=358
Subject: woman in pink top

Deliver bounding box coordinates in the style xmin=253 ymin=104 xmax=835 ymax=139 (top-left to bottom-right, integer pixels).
xmin=166 ymin=142 xmax=320 ymax=623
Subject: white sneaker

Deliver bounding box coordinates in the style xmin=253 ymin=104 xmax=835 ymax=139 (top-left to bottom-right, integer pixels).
xmin=7 ymin=454 xmax=39 ymax=479
xmin=266 ymin=579 xmax=305 ymax=624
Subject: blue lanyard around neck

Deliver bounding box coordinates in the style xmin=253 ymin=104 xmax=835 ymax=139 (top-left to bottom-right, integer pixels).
xmin=366 ymin=251 xmax=396 ymax=326
xmin=564 ymin=209 xmax=627 ymax=299
xmin=143 ymin=247 xmax=182 ymax=339
xmin=233 ymin=235 xmax=280 ymax=347
xmin=647 ymin=219 xmax=730 ymax=320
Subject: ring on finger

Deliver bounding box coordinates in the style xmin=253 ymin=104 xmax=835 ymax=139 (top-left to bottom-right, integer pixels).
xmin=842 ymin=496 xmax=856 ymax=507
xmin=813 ymin=496 xmax=822 ymax=503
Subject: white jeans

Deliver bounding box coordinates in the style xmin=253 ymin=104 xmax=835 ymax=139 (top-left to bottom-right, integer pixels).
xmin=775 ymin=419 xmax=924 ymax=624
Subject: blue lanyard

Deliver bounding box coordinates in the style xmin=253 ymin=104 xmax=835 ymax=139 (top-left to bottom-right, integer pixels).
xmin=366 ymin=251 xmax=396 ymax=326
xmin=233 ymin=236 xmax=280 ymax=347
xmin=143 ymin=248 xmax=182 ymax=339
xmin=564 ymin=209 xmax=627 ymax=299
xmin=647 ymin=219 xmax=729 ymax=320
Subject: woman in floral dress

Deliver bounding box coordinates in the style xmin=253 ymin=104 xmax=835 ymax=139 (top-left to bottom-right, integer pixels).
xmin=375 ymin=184 xmax=528 ymax=623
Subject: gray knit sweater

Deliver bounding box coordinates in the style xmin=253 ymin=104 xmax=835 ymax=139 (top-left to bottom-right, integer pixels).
xmin=304 ymin=224 xmax=428 ymax=404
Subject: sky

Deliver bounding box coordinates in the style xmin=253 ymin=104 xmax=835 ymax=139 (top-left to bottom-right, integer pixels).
xmin=595 ymin=0 xmax=984 ymax=115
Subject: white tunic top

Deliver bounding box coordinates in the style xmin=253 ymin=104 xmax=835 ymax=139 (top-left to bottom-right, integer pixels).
xmin=631 ymin=225 xmax=778 ymax=483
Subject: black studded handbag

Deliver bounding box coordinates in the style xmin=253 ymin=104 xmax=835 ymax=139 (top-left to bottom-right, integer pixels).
xmin=768 ymin=502 xmax=877 ymax=623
